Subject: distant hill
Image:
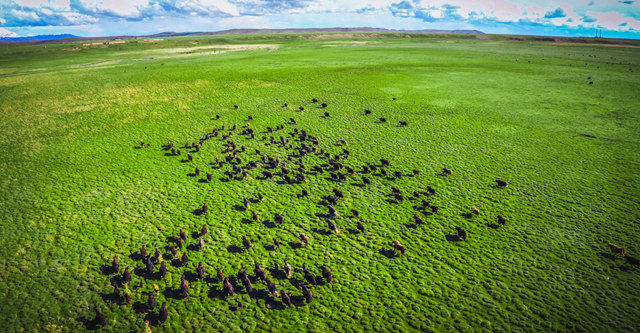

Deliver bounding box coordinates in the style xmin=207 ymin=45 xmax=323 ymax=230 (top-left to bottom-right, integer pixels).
xmin=0 ymin=28 xmax=484 ymax=44
xmin=0 ymin=34 xmax=79 ymax=42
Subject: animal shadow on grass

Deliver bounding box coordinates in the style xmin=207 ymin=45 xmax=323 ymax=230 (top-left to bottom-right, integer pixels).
xmin=233 ymin=205 xmax=247 ymax=212
xmin=227 ymin=245 xmax=244 ymax=254
xmin=163 ymin=152 xmax=174 ymax=157
xmin=180 ymin=159 xmax=190 ymax=163
xmin=311 ymin=228 xmax=332 ymax=236
xmin=162 ymin=287 xmax=184 ymax=300
xmin=128 ymin=252 xmax=143 ymax=261
xmin=218 ymin=178 xmax=230 ymax=183
xmin=192 ymin=208 xmax=205 ymax=216
xmin=264 ymin=244 xmax=276 ymax=251
xmin=144 ymin=312 xmax=160 ymax=327
xmin=208 ymin=286 xmax=226 ymax=300
xmin=197 ymin=179 xmax=209 ymax=184
xmin=191 ymin=231 xmax=200 ymax=239
xmin=404 ymin=223 xmax=418 ymax=229
xmin=263 ymin=220 xmax=277 ymax=228
xmin=314 ymin=212 xmax=329 ymax=219
xmin=187 ymin=173 xmax=196 ymax=177
xmin=99 ymin=264 xmax=115 ymax=275
xmin=288 ymin=241 xmax=303 ymax=250
xmin=350 ymin=182 xmax=365 ymax=188
xmin=598 ymin=252 xmax=617 ymax=260
xmin=132 ymin=301 xmax=147 ymax=314
xmin=186 ymin=243 xmax=201 ymax=252
xmin=78 ymin=316 xmax=101 ymax=331
xmin=445 ymin=234 xmax=462 ymax=242
xmin=99 ymin=292 xmax=120 ymax=305
xmin=461 ymin=213 xmax=474 ymax=219
xmin=109 ymin=275 xmax=125 ymax=287
xmin=486 ymin=223 xmax=500 ymax=229
xmin=170 ymin=259 xmax=183 ymax=268
xmin=346 ymin=228 xmax=359 ymax=235
xmin=378 ymin=248 xmax=396 ymax=258
xmin=183 ymin=271 xmax=198 ymax=283
xmin=290 ymin=295 xmax=307 ymax=307
xmin=252 ymin=289 xmax=281 ymax=309
xmin=269 ymin=268 xmax=287 ymax=280
xmin=241 ymin=218 xmax=253 ymax=224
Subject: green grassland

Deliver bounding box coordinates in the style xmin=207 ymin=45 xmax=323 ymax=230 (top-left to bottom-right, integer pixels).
xmin=1 ymin=32 xmax=639 ymax=332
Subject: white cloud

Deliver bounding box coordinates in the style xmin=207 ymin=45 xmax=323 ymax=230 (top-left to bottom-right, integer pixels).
xmin=0 ymin=27 xmax=19 ymax=37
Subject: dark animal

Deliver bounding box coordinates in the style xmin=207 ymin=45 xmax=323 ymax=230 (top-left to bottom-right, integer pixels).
xmin=281 ymin=290 xmax=292 ymax=307
xmin=455 ymin=227 xmax=467 ymax=241
xmin=391 ymin=240 xmax=406 ymax=256
xmin=301 ymin=189 xmax=308 ymax=197
xmin=324 ymin=112 xmax=330 ymax=117
xmin=146 ymin=258 xmax=154 ymax=276
xmin=159 ymin=302 xmax=168 ymax=323
xmin=111 ymin=256 xmax=119 ymax=273
xmin=273 ymin=238 xmax=280 ymax=250
xmin=217 ymin=268 xmax=224 ymax=282
xmin=140 ymin=245 xmax=147 ymax=258
xmin=148 ymin=294 xmax=156 ymax=310
xmin=202 ymin=203 xmax=208 ymax=215
xmin=299 ymin=106 xmax=305 ymax=111
xmin=328 ymin=205 xmax=338 ymax=218
xmin=252 ymin=211 xmax=259 ymax=221
xmin=196 ymin=262 xmax=205 ymax=279
xmin=180 ymin=229 xmax=187 ymax=242
xmin=159 ymin=262 xmax=167 ymax=279
xmin=380 ymin=159 xmax=390 ymax=167
xmin=254 ymin=262 xmax=266 ymax=281
xmin=496 ymin=179 xmax=508 ymax=187
xmin=122 ymin=268 xmax=131 ymax=285
xmin=207 ymin=173 xmax=212 ymax=182
xmin=223 ymin=277 xmax=235 ymax=296
xmin=299 ymin=233 xmax=309 ymax=247
xmin=413 ymin=214 xmax=424 ymax=225
xmin=312 ymin=98 xmax=318 ymax=103
xmin=176 ymin=238 xmax=183 ymax=249
xmin=113 ymin=285 xmax=120 ymax=298
xmin=351 ymin=209 xmax=360 ymax=217
xmin=302 ymin=264 xmax=318 ymax=286
xmin=234 ymin=105 xmax=239 ymax=109
xmin=426 ymin=186 xmax=436 ymax=195
xmin=471 ymin=207 xmax=480 ymax=216
xmin=301 ymin=283 xmax=312 ymax=303
xmin=188 ymin=154 xmax=193 ymax=162
xmin=608 ymin=243 xmax=627 ymax=256
xmin=320 ymin=265 xmax=333 ymax=283
xmin=497 ymin=215 xmax=506 ymax=225
xmin=393 ymin=171 xmax=402 ymax=179
xmin=181 ymin=253 xmax=188 ymax=267
xmin=170 ymin=246 xmax=177 ymax=257
xmin=326 ymin=218 xmax=338 ymax=234
xmin=364 ymin=109 xmax=372 ymax=115
xmin=266 ymin=278 xmax=278 ymax=295
xmin=274 ymin=213 xmax=284 ymax=224
xmin=321 ymin=103 xmax=328 ymax=108
xmin=284 ymin=260 xmax=292 ymax=278
xmin=201 ymin=224 xmax=208 ymax=236
xmin=357 ymin=221 xmax=365 ymax=232
xmin=243 ymin=236 xmax=251 ymax=250
xmin=412 ymin=169 xmax=420 ymax=175
xmin=399 ymin=121 xmax=408 ymax=126
xmin=94 ymin=307 xmax=106 ymax=327
xmin=442 ymin=167 xmax=452 ymax=175
xmin=379 ymin=117 xmax=387 ymax=123
xmin=362 ymin=176 xmax=371 ymax=184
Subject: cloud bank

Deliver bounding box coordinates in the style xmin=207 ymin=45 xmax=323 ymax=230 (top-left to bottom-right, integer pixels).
xmin=0 ymin=0 xmax=638 ymax=38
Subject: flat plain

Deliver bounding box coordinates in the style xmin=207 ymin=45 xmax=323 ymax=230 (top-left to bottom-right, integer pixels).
xmin=0 ymin=32 xmax=639 ymax=332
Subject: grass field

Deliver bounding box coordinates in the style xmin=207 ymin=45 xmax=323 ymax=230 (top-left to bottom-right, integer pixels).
xmin=1 ymin=32 xmax=639 ymax=332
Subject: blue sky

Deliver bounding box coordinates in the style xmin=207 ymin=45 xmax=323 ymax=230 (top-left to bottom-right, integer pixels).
xmin=0 ymin=0 xmax=639 ymax=39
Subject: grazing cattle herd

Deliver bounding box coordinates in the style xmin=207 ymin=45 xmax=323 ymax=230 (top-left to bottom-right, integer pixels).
xmin=90 ymin=97 xmax=637 ymax=328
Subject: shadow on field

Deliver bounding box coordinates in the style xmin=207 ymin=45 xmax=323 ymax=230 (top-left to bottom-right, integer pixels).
xmin=288 ymin=241 xmax=303 ymax=250
xmin=598 ymin=252 xmax=618 ymax=260
xmin=263 ymin=220 xmax=276 ymax=228
xmin=227 ymin=245 xmax=244 ymax=254
xmin=78 ymin=316 xmax=102 ymax=330
xmin=378 ymin=248 xmax=396 ymax=258
xmin=311 ymin=227 xmax=332 ymax=236
xmin=486 ymin=223 xmax=500 ymax=229
xmin=445 ymin=234 xmax=462 ymax=242
xmin=144 ymin=312 xmax=160 ymax=327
